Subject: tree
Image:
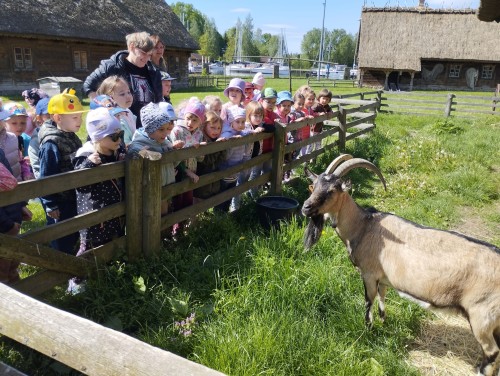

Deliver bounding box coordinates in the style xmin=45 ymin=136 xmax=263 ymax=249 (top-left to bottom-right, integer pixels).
xmin=242 ymin=14 xmax=259 ymax=61
xmin=301 ymin=28 xmax=323 ymax=66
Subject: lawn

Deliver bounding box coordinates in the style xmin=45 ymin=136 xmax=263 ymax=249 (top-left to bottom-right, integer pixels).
xmin=0 ymin=85 xmax=499 ymax=375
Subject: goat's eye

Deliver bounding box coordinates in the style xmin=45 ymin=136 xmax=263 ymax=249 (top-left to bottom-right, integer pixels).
xmin=308 ymin=184 xmax=314 ymax=193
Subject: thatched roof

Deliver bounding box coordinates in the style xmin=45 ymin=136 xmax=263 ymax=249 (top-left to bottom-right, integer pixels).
xmin=0 ymin=0 xmax=198 ymax=51
xmin=477 ymin=0 xmax=500 ymax=22
xmin=358 ymin=7 xmax=500 ymax=72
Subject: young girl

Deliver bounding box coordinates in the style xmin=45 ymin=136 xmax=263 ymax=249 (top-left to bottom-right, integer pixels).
xmin=218 ymin=105 xmax=253 ymax=212
xmin=73 ymin=108 xmax=126 ymax=255
xmin=128 ymin=102 xmax=184 ymax=216
xmin=275 ymin=91 xmax=297 ymax=181
xmin=259 ymin=88 xmax=280 ymax=174
xmin=220 ymin=78 xmax=245 ymax=124
xmin=243 ymin=82 xmax=255 ymax=106
xmin=0 ymin=104 xmax=24 ymax=182
xmin=170 ymin=98 xmax=205 ymax=234
xmin=97 ymin=75 xmax=137 ymax=146
xmin=303 ymin=88 xmax=319 ymax=160
xmin=245 ymin=101 xmax=266 ymax=198
xmin=202 ymin=95 xmax=223 ymax=116
xmin=252 ymin=72 xmax=266 ymax=101
xmin=310 ymin=88 xmax=333 ymax=158
xmin=3 ymin=102 xmax=30 ymax=158
xmin=194 ymin=111 xmax=227 ymax=200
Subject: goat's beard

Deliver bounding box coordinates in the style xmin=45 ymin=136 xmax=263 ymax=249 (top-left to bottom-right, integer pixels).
xmin=304 ymin=215 xmax=324 ymax=250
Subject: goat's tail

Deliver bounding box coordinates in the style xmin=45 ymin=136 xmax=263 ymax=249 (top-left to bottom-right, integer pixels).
xmin=304 ymin=215 xmax=324 ymax=249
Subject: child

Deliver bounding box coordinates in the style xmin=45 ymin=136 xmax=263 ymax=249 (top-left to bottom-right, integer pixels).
xmin=4 ymin=102 xmax=30 ymax=157
xmin=73 ymin=107 xmax=126 ymax=255
xmin=21 ymin=88 xmax=49 ymax=137
xmin=245 ymin=100 xmax=266 ymax=198
xmin=303 ymin=88 xmax=319 ymax=160
xmin=311 ymin=88 xmax=333 ymax=151
xmin=252 ymin=72 xmax=266 ymax=101
xmin=97 ymin=75 xmax=137 ymax=146
xmin=218 ymin=105 xmax=253 ymax=212
xmin=28 ymin=97 xmax=51 ymax=179
xmin=0 ymin=105 xmax=23 ymax=182
xmin=0 ymin=148 xmax=27 ymax=285
xmin=202 ymin=95 xmax=223 ymax=116
xmin=275 ymin=91 xmax=297 ymax=181
xmin=194 ymin=111 xmax=227 ymax=200
xmin=170 ymin=99 xmax=205 ymax=232
xmin=243 ymin=82 xmax=255 ymax=106
xmin=38 ymin=88 xmax=86 ymax=254
xmin=128 ymin=102 xmax=184 ymax=216
xmin=259 ymin=88 xmax=280 ymax=175
xmin=220 ymin=78 xmax=245 ymax=124
xmin=160 ymin=71 xmax=176 ymax=104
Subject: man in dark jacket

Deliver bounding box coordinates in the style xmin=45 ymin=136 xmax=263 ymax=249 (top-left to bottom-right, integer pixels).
xmin=83 ymin=31 xmax=163 ymax=127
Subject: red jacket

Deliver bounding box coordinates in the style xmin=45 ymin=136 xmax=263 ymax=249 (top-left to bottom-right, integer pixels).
xmin=262 ymin=109 xmax=279 ymax=153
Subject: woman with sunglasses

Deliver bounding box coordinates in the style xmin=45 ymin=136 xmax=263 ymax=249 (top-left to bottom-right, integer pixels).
xmin=83 ymin=32 xmax=163 ymax=128
xmin=72 ymin=108 xmax=126 ymax=264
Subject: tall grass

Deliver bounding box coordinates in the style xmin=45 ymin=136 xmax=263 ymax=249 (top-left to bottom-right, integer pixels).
xmin=1 ymin=103 xmax=499 ymax=374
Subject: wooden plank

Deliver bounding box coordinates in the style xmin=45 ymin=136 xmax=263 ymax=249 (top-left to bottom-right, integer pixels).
xmin=454 ymin=108 xmax=500 ymax=115
xmin=19 ymin=203 xmax=125 ymax=245
xmin=0 ymin=234 xmax=92 ymax=276
xmin=142 ymin=158 xmax=162 ymax=258
xmin=125 ymin=157 xmax=143 ymax=261
xmin=382 ymin=98 xmax=445 ymax=105
xmin=0 ymin=284 xmax=226 ymax=376
xmin=0 ymin=163 xmax=125 ymax=207
xmin=330 ymin=98 xmax=376 ymax=106
xmin=13 ymin=237 xmax=126 ymax=296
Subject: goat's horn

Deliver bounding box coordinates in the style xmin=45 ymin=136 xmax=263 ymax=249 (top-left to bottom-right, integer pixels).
xmin=333 ymin=158 xmax=387 ymax=190
xmin=325 ymin=154 xmax=353 ymax=174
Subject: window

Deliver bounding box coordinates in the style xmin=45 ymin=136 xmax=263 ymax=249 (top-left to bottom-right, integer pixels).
xmin=481 ymin=65 xmax=494 ymax=80
xmin=14 ymin=47 xmax=32 ymax=69
xmin=73 ymin=51 xmax=88 ymax=70
xmin=448 ymin=64 xmax=461 ymax=78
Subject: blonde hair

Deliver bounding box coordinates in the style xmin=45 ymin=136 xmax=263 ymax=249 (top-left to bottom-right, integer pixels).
xmin=245 ymin=100 xmax=264 ymax=123
xmin=205 ymin=110 xmax=222 ymax=125
xmin=202 ymin=95 xmax=222 ymax=111
xmin=96 ymin=75 xmax=129 ymax=96
xmin=126 ymin=31 xmax=154 ymax=52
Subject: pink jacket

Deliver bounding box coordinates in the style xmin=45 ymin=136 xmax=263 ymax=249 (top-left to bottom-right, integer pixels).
xmin=0 ymin=128 xmax=22 ymax=181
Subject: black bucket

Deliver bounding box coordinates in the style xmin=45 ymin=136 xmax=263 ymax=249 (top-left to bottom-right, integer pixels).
xmin=255 ymin=196 xmax=300 ymax=229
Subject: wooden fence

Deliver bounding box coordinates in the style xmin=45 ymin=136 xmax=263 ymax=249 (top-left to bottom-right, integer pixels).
xmin=0 ymin=98 xmax=378 ymax=374
xmin=380 ymin=90 xmax=500 ymax=117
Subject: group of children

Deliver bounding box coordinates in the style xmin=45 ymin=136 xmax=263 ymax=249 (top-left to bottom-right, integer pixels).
xmin=0 ymin=70 xmax=334 ymax=286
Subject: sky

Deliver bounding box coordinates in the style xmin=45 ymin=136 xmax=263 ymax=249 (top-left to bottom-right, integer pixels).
xmin=178 ymin=0 xmax=479 ymax=54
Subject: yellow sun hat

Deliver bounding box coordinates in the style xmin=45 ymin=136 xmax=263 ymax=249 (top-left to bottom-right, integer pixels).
xmin=48 ymin=88 xmax=87 ymax=115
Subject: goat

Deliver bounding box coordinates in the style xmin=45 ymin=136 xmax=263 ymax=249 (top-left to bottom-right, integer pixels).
xmin=301 ymin=154 xmax=500 ymax=376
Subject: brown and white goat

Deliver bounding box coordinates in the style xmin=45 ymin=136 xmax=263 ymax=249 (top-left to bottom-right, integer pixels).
xmin=301 ymin=154 xmax=500 ymax=376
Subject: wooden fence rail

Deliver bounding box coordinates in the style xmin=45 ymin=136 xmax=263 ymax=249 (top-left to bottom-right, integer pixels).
xmin=380 ymin=90 xmax=500 ymax=117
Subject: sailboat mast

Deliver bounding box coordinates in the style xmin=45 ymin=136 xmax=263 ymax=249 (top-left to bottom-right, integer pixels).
xmin=317 ymin=0 xmax=326 ymax=79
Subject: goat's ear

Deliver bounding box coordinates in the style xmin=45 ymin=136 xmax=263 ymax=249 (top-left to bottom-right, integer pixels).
xmin=304 ymin=167 xmax=318 ymax=182
xmin=341 ymin=179 xmax=352 ymax=192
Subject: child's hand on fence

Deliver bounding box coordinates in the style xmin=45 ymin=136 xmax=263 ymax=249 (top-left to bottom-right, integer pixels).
xmin=88 ymin=152 xmax=102 ymax=165
xmin=47 ymin=209 xmax=60 ymax=220
xmin=186 ymin=170 xmax=199 ymax=183
xmin=21 ymin=206 xmax=32 ymax=221
xmin=254 ymin=127 xmax=265 ymax=133
xmin=216 ymin=137 xmax=227 ymax=141
xmin=173 ymin=140 xmax=185 ymax=149
xmin=192 ymin=142 xmax=200 ymax=149
xmin=231 ymin=135 xmax=242 ymax=139
xmin=6 ymin=222 xmax=21 ymax=236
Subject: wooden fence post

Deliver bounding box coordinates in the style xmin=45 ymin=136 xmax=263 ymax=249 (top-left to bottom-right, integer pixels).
xmin=338 ymin=106 xmax=347 ymax=152
xmin=376 ymin=90 xmax=383 ymax=112
xmin=142 ymin=158 xmax=162 ymax=258
xmin=444 ymin=93 xmax=455 ymax=117
xmin=125 ymin=157 xmax=144 ymax=261
xmin=269 ymin=123 xmax=287 ymax=195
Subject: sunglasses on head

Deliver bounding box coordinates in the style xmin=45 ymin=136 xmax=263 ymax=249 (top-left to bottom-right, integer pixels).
xmin=107 ymin=130 xmax=124 ymax=142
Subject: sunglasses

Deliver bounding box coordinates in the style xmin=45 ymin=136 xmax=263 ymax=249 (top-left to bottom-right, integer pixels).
xmin=107 ymin=130 xmax=124 ymax=142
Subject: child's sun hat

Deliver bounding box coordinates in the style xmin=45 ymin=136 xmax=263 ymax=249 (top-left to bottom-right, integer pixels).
xmin=86 ymin=107 xmax=121 ymax=142
xmin=48 ymin=88 xmax=86 ymax=114
xmin=223 ymin=78 xmax=246 ymax=98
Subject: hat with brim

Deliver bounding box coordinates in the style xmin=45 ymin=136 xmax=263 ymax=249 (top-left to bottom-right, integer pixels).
xmin=161 ymin=71 xmax=177 ymax=81
xmin=86 ymin=107 xmax=122 ymax=142
xmin=262 ymin=87 xmax=277 ymax=99
xmin=110 ymin=107 xmax=128 ymax=117
xmin=277 ymin=91 xmax=293 ymax=105
xmin=223 ymin=78 xmax=246 ymax=98
xmin=3 ymin=102 xmax=28 ymax=118
xmin=0 ymin=110 xmax=10 ymax=121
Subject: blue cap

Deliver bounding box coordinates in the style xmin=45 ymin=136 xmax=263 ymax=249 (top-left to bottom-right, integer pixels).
xmin=277 ymin=91 xmax=293 ymax=105
xmin=0 ymin=109 xmax=10 ymax=121
xmin=35 ymin=97 xmax=50 ymax=115
xmin=90 ymin=95 xmax=115 ymax=110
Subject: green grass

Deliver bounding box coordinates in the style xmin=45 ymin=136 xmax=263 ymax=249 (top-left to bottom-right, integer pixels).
xmin=1 ymin=90 xmax=499 ymax=375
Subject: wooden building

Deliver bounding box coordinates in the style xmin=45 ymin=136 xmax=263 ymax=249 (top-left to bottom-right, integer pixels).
xmin=357 ymin=1 xmax=500 ymax=91
xmin=0 ymin=0 xmax=199 ymax=95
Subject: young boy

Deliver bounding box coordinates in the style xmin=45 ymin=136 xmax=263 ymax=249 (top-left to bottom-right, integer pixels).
xmin=160 ymin=71 xmax=176 ymax=104
xmin=38 ymin=88 xmax=86 ymax=254
xmin=28 ymin=97 xmax=51 ymax=179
